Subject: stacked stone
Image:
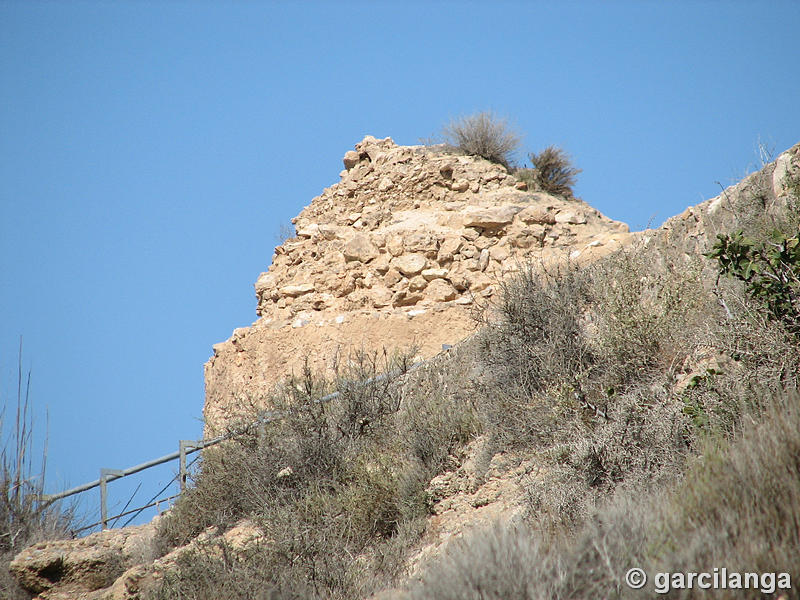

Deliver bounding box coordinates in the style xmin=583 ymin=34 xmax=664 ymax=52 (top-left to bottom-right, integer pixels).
xmin=254 ymin=135 xmax=629 ymax=324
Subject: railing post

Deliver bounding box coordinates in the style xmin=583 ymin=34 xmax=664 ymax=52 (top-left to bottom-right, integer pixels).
xmin=99 ymin=468 xmax=123 ymax=530
xmin=179 ymin=441 xmax=188 ymax=491
xmin=179 ymin=440 xmax=199 ymax=492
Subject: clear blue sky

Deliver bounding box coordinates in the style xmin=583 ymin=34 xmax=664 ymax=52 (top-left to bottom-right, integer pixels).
xmin=2 ymin=1 xmax=799 ymax=530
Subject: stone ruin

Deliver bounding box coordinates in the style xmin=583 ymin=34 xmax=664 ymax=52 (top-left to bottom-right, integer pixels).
xmin=203 ymin=135 xmax=631 ymax=433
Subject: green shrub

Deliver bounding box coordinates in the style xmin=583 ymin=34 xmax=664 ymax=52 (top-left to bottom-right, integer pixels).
xmin=516 ymin=146 xmax=581 ymax=196
xmin=441 ymin=111 xmax=521 ymax=168
xmin=708 ymin=229 xmax=800 ymax=337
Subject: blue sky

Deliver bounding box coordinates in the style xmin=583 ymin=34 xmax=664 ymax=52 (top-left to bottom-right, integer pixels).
xmin=2 ymin=1 xmax=799 ymax=530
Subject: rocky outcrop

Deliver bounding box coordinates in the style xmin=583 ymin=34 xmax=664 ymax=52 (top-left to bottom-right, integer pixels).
xmin=9 ymin=521 xmax=158 ymax=600
xmin=204 ymin=135 xmax=631 ymax=433
xmin=9 ymin=516 xmax=263 ymax=600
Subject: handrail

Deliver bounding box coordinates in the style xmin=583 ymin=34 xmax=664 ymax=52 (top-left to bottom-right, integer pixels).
xmin=37 ymin=345 xmax=449 ymax=531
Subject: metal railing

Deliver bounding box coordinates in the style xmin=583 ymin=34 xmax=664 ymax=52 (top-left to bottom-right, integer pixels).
xmin=39 ymin=346 xmax=450 ymax=533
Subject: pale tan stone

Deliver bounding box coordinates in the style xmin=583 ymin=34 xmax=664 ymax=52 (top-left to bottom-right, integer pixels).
xmin=421 ymin=267 xmax=449 ymax=281
xmin=386 ymin=234 xmax=404 ymax=256
xmin=408 ymin=275 xmax=428 ymax=292
xmin=517 ymin=206 xmax=556 ymax=225
xmin=392 ymin=253 xmax=427 ymax=276
xmin=384 ymin=268 xmax=403 ymax=287
xmin=462 ymin=227 xmax=480 ymax=241
xmin=343 ymin=233 xmax=379 ymax=263
xmin=462 ymin=205 xmax=522 ymax=229
xmin=372 ymin=253 xmax=391 ymax=274
xmin=479 ymin=249 xmax=490 ymax=272
xmin=555 ymin=210 xmax=587 ymax=224
xmin=371 ymin=285 xmax=393 ymax=307
xmin=450 ymin=178 xmax=470 ymax=192
xmin=437 ymin=237 xmax=462 ymax=263
xmin=280 ymin=283 xmax=315 ymax=297
xmin=425 ymin=279 xmax=457 ymax=302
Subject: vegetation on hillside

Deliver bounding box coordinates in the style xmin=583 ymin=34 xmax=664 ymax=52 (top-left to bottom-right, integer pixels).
xmin=151 ymin=350 xmax=478 ymax=599
xmin=145 ymin=154 xmax=799 ymax=599
xmin=411 ymin=172 xmax=800 ymax=599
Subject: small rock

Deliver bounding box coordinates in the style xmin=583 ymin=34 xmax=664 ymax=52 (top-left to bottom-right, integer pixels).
xmin=280 ymin=283 xmax=315 ymax=297
xmin=555 ymin=211 xmax=587 ymax=225
xmin=517 ymin=206 xmax=556 ymax=225
xmin=296 ymin=223 xmax=320 ymax=238
xmin=254 ymin=272 xmax=274 ymax=295
xmin=463 ymin=205 xmax=523 ymax=229
xmin=437 ymin=237 xmax=463 ymax=263
xmin=466 ymin=272 xmax=492 ymax=292
xmin=421 ymin=267 xmax=449 ymax=281
xmin=450 ymin=178 xmax=470 ymax=192
xmin=408 ymin=275 xmax=428 ymax=292
xmin=378 ymin=177 xmax=393 ymax=192
xmin=474 ymin=235 xmax=493 ymax=250
xmin=479 ymin=249 xmax=490 ymax=272
xmin=392 ymin=253 xmax=427 ymax=276
xmin=343 ymin=150 xmax=360 ymax=170
xmin=318 ymin=224 xmax=338 ymax=240
xmin=384 ymin=268 xmax=403 ymax=287
xmin=426 ymin=279 xmax=457 ymax=302
xmin=371 ymin=286 xmax=393 ymax=307
xmin=386 ymin=234 xmax=405 ymax=257
xmin=371 ymin=253 xmax=391 ymax=274
xmin=462 ymin=228 xmax=480 ymax=241
xmin=343 ymin=234 xmax=379 ymax=263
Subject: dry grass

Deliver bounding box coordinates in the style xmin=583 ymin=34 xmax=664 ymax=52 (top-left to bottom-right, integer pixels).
xmin=440 ymin=111 xmax=521 ymax=169
xmin=1 ymin=345 xmax=74 ymax=600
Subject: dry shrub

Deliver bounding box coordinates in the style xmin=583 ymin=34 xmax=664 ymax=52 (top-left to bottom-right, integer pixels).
xmin=529 ymin=383 xmax=690 ymax=532
xmin=151 ymin=348 xmax=478 ymax=600
xmin=475 ymin=261 xmax=594 ymax=450
xmin=515 ymin=145 xmax=581 ymax=197
xmin=410 ymin=392 xmax=800 ymax=600
xmin=441 ymin=111 xmax=521 ymax=169
xmin=476 ymin=252 xmax=705 ymax=450
xmin=588 ymin=250 xmax=707 ymax=392
xmin=650 ymin=394 xmax=800 ymax=595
